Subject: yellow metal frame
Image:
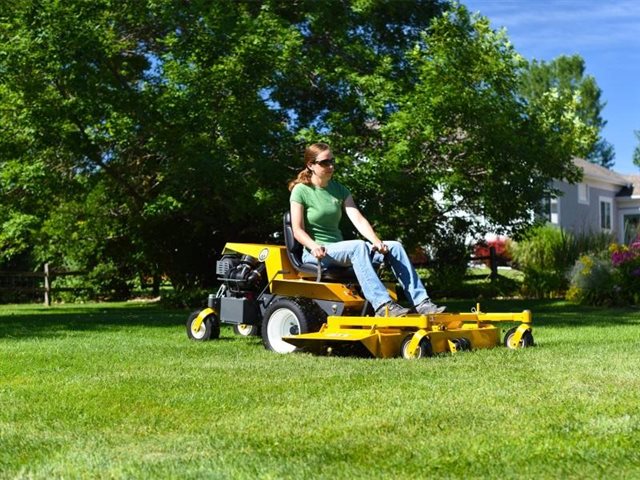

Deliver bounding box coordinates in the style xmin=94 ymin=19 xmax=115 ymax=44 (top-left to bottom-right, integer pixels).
xmin=217 ymin=243 xmax=534 ymax=359
xmin=284 ymin=305 xmax=532 ymax=359
xmin=221 ymin=243 xmax=397 ymax=310
xmin=507 ymin=323 xmax=533 ymax=348
xmin=191 ymin=307 xmax=216 ymax=333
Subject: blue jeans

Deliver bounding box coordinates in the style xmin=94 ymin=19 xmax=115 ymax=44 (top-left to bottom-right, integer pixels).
xmin=301 ymin=240 xmax=429 ymax=311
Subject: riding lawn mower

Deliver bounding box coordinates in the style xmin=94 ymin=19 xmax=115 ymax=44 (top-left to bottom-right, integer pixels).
xmin=186 ymin=214 xmax=534 ymax=359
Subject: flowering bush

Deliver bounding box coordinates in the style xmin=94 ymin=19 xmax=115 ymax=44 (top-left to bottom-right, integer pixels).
xmin=566 ymin=254 xmax=618 ymax=306
xmin=568 ymin=239 xmax=640 ymax=306
xmin=609 ymin=241 xmax=640 ymax=303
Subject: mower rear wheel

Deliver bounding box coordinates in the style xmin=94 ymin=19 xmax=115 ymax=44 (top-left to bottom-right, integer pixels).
xmin=262 ymin=297 xmax=325 ymax=354
xmin=233 ymin=324 xmax=260 ymax=337
xmin=451 ymin=337 xmax=472 ymax=352
xmin=503 ymin=327 xmax=534 ymax=349
xmin=400 ymin=335 xmax=433 ymax=359
xmin=186 ymin=309 xmax=220 ymax=341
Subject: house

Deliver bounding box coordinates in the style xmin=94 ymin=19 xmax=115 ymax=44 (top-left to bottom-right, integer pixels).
xmin=547 ymin=158 xmax=640 ymax=244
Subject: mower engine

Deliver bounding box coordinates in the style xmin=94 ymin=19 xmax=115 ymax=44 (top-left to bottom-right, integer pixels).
xmin=216 ymin=254 xmax=265 ymax=296
xmin=202 ymin=254 xmax=266 ymax=332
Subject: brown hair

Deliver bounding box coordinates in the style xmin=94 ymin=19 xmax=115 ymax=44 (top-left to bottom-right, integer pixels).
xmin=288 ymin=143 xmax=332 ymax=191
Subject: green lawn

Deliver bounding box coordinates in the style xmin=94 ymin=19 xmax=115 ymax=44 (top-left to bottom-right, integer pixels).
xmin=1 ymin=300 xmax=640 ymax=478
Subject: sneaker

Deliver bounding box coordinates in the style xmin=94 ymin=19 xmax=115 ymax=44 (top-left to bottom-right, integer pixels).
xmin=375 ymin=301 xmax=410 ymax=317
xmin=415 ymin=299 xmax=446 ymax=315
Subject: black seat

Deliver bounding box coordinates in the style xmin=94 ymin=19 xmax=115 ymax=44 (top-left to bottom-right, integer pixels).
xmin=283 ymin=212 xmax=357 ymax=282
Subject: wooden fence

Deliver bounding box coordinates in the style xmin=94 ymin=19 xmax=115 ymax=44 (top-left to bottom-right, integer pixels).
xmin=0 ymin=263 xmax=87 ymax=306
xmin=0 ymin=247 xmax=502 ymax=306
xmin=471 ymin=246 xmax=500 ymax=281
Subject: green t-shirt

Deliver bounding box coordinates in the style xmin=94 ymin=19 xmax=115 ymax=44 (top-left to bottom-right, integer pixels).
xmin=290 ymin=180 xmax=351 ymax=245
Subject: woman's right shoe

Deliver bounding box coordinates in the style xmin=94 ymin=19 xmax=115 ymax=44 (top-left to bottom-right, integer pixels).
xmin=375 ymin=301 xmax=410 ymax=317
xmin=415 ymin=299 xmax=446 ymax=315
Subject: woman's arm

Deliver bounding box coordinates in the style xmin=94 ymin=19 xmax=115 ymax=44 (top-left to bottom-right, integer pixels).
xmin=290 ymin=201 xmax=326 ymax=259
xmin=344 ymin=195 xmax=388 ymax=253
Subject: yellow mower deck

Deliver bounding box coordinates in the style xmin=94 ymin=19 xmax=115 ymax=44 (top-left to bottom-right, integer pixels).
xmin=283 ymin=305 xmax=532 ymax=358
xmin=193 ymin=242 xmax=535 ymax=359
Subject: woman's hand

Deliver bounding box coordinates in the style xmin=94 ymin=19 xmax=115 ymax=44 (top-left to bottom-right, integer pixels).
xmin=310 ymin=245 xmax=327 ymax=259
xmin=374 ymin=241 xmax=389 ymax=254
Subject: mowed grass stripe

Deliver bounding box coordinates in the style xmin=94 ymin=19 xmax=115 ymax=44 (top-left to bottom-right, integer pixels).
xmin=1 ymin=301 xmax=640 ymax=478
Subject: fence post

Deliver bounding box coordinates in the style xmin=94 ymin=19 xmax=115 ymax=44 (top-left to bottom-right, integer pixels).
xmin=489 ymin=246 xmax=498 ymax=282
xmin=43 ymin=263 xmax=51 ymax=306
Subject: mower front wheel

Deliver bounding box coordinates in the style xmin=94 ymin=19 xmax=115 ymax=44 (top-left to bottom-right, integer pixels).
xmin=400 ymin=334 xmax=433 ymax=359
xmin=186 ymin=309 xmax=220 ymax=341
xmin=262 ymin=297 xmax=325 ymax=354
xmin=503 ymin=326 xmax=534 ymax=349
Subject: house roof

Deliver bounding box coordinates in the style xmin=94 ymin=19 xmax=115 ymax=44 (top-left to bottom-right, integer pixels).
xmin=573 ymin=157 xmax=630 ymax=186
xmin=617 ymin=175 xmax=640 ymax=198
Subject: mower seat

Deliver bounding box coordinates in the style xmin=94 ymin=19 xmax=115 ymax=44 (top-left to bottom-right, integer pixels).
xmin=283 ymin=212 xmax=358 ymax=282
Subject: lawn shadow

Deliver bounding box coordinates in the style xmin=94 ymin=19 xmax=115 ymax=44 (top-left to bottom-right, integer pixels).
xmin=0 ymin=303 xmax=189 ymax=340
xmin=2 ymin=299 xmax=639 ymax=341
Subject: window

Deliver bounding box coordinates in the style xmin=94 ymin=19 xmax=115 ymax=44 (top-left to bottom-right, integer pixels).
xmin=549 ymin=198 xmax=559 ymax=224
xmin=541 ymin=196 xmax=559 ymax=224
xmin=578 ymin=183 xmax=589 ymax=204
xmin=599 ymin=198 xmax=612 ymax=231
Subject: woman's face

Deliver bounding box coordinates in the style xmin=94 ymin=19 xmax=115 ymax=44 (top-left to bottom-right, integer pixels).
xmin=308 ymin=149 xmax=335 ymax=178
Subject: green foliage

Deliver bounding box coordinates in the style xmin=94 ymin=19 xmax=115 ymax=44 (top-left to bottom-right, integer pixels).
xmin=0 ymin=1 xmax=600 ymax=297
xmin=520 ymin=54 xmax=614 ymax=168
xmin=568 ymin=241 xmax=640 ymax=307
xmin=510 ymin=225 xmax=613 ymax=298
xmin=610 ymin=242 xmax=640 ymax=304
xmin=159 ymin=287 xmax=211 ymax=310
xmin=421 ymin=218 xmax=471 ymax=293
xmin=566 ymin=254 xmax=619 ymax=306
xmin=363 ymin=5 xmax=594 ymax=249
xmin=0 ymin=0 xmax=446 ymax=290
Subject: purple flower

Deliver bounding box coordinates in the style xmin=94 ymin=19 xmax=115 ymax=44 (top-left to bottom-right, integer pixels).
xmin=612 ymin=251 xmax=626 ymax=266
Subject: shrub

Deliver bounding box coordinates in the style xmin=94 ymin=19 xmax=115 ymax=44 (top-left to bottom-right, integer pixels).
xmin=510 ymin=225 xmax=614 ymax=299
xmin=609 ymin=241 xmax=640 ymax=304
xmin=160 ymin=288 xmax=211 ymax=309
xmin=566 ymin=239 xmax=640 ymax=306
xmin=566 ymin=254 xmax=619 ymax=306
xmin=510 ymin=225 xmax=571 ymax=298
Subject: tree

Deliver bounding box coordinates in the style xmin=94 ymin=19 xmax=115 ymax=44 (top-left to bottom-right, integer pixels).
xmin=0 ymin=1 xmax=598 ymax=295
xmin=519 ymin=54 xmax=614 ymax=168
xmin=0 ymin=0 xmax=447 ymax=291
xmin=346 ymin=6 xmax=595 ymax=249
xmin=634 ymin=131 xmax=640 ymax=168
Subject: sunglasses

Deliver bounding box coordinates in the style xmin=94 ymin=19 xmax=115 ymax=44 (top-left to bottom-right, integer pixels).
xmin=314 ymin=158 xmax=335 ymax=167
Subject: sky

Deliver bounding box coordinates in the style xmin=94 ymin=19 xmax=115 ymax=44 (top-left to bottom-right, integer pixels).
xmin=462 ymin=0 xmax=640 ymax=174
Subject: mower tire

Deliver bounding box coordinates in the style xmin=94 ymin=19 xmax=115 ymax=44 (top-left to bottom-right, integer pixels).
xmin=503 ymin=326 xmax=534 ymax=349
xmin=186 ymin=309 xmax=220 ymax=341
xmin=451 ymin=337 xmax=472 ymax=352
xmin=233 ymin=324 xmax=260 ymax=337
xmin=262 ymin=297 xmax=326 ymax=354
xmin=400 ymin=334 xmax=433 ymax=359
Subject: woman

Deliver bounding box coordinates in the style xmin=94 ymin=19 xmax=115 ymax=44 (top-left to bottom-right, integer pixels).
xmin=289 ymin=142 xmax=445 ymax=317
